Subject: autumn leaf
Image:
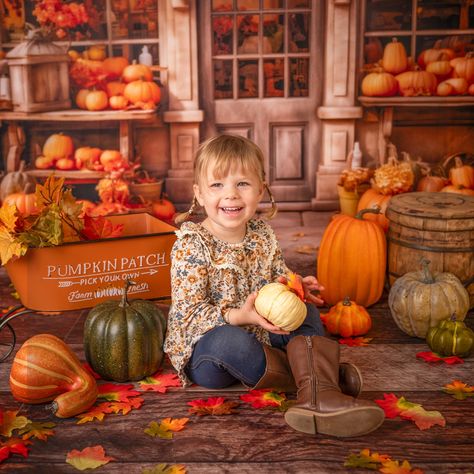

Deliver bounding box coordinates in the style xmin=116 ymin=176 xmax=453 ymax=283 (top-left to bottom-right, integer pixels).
xmin=66 ymin=445 xmax=115 ymax=471
xmin=287 ymin=272 xmax=305 ymax=300
xmin=60 ymin=188 xmax=85 ymax=242
xmin=344 ymin=448 xmax=392 ymax=469
xmin=0 ymin=410 xmax=29 ymax=437
xmin=240 ymin=389 xmax=286 ymax=409
xmin=0 ymin=437 xmax=31 ymax=463
xmin=375 ymin=393 xmax=445 ymax=430
xmin=142 ymin=463 xmax=187 ymax=474
xmin=107 ymin=397 xmax=144 ymax=415
xmin=138 ymin=371 xmax=182 ymax=393
xmin=0 ymin=226 xmax=28 ymax=265
xmin=18 ymin=421 xmax=56 ymax=441
xmin=76 ymin=402 xmax=114 ymax=424
xmin=0 ymin=203 xmax=19 ymax=232
xmin=187 ymin=397 xmax=239 ymax=416
xmin=379 ymin=459 xmax=425 ymax=474
xmin=82 ymin=214 xmax=124 ymax=240
xmin=416 ymin=351 xmax=464 ymax=365
xmin=144 ymin=418 xmax=189 ymax=439
xmin=97 ymin=383 xmax=141 ymax=402
xmin=18 ymin=206 xmax=63 ymax=248
xmin=443 ymin=380 xmax=474 ymax=400
xmin=338 ymin=337 xmax=372 ymax=347
xmin=36 ymin=174 xmax=64 ymax=208
xmin=160 ymin=418 xmax=189 ymax=432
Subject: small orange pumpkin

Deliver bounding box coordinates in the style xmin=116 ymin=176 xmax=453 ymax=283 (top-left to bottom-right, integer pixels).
xmin=85 ymin=89 xmax=109 ymax=111
xmin=3 ymin=190 xmax=39 ymax=216
xmin=42 ymin=133 xmax=74 ymax=160
xmin=418 ymin=47 xmax=455 ymax=68
xmin=453 ymin=53 xmax=474 ymax=84
xmin=124 ymin=80 xmax=161 ymax=105
xmin=416 ymin=175 xmax=447 ymax=192
xmin=105 ymin=81 xmax=126 ymax=97
xmin=321 ymin=297 xmax=372 ymax=337
xmin=361 ymin=70 xmax=398 ymax=97
xmin=440 ymin=185 xmax=474 ymax=196
xmin=426 ymin=60 xmax=452 ymax=79
xmin=382 ymin=37 xmax=408 ymax=75
xmin=75 ymin=146 xmax=102 ymax=169
xmin=75 ymin=88 xmax=91 ymax=109
xmin=356 ymin=189 xmax=391 ymax=232
xmin=109 ymin=95 xmax=129 ymax=110
xmin=151 ymin=198 xmax=176 ymax=221
xmin=122 ymin=62 xmax=153 ymax=83
xmin=449 ymin=156 xmax=474 ymax=189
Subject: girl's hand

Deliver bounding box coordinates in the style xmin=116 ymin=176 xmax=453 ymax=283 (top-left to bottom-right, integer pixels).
xmin=227 ymin=292 xmax=290 ymax=335
xmin=277 ymin=274 xmax=325 ymax=306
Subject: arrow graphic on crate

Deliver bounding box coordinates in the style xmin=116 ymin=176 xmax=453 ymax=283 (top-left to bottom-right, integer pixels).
xmin=141 ymin=269 xmax=158 ymax=275
xmin=58 ymin=281 xmax=82 ymax=288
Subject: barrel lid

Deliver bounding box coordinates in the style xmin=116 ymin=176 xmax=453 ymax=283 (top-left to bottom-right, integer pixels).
xmin=387 ymin=192 xmax=474 ymax=220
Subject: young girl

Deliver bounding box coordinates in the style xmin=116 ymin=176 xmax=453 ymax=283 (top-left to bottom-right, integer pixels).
xmin=164 ymin=135 xmax=384 ymax=437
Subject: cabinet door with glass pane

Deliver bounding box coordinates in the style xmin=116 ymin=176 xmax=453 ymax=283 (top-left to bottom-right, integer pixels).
xmin=199 ymin=0 xmax=322 ymax=203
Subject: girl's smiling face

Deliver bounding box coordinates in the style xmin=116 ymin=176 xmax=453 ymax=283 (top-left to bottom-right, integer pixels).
xmin=194 ymin=163 xmax=264 ymax=243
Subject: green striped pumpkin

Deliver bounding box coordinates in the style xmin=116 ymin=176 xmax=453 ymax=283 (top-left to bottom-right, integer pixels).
xmin=84 ymin=280 xmax=167 ymax=382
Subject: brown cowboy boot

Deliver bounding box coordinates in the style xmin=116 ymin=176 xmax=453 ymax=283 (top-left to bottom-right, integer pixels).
xmin=284 ymin=335 xmax=384 ymax=437
xmin=251 ymin=345 xmax=362 ymax=397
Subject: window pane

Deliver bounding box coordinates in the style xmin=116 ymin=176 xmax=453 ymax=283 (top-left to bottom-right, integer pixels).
xmin=213 ymin=15 xmax=234 ymax=55
xmin=263 ymin=14 xmax=284 ymax=53
xmin=212 ymin=0 xmax=233 ymax=11
xmin=238 ymin=60 xmax=259 ymax=98
xmin=214 ymin=60 xmax=234 ymax=99
xmin=289 ymin=58 xmax=309 ymax=97
xmin=417 ymin=1 xmax=462 ymax=30
xmin=288 ymin=0 xmax=310 ymax=8
xmin=288 ymin=13 xmax=310 ymax=53
xmin=263 ymin=0 xmax=284 ymax=9
xmin=237 ymin=0 xmax=259 ymax=10
xmin=264 ymin=59 xmax=284 ymax=97
xmin=237 ymin=14 xmax=260 ymax=54
xmin=365 ymin=0 xmax=412 ymax=32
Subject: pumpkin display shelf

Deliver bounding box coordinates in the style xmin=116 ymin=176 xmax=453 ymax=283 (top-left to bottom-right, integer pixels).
xmin=0 ymin=108 xmax=161 ymax=177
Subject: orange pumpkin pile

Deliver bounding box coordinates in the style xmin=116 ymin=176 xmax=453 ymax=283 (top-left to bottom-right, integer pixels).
xmin=69 ymin=47 xmax=161 ymax=111
xmin=361 ymin=36 xmax=474 ymax=98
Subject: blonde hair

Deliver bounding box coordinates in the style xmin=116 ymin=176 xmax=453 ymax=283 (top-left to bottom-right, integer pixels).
xmin=175 ymin=134 xmax=277 ymax=224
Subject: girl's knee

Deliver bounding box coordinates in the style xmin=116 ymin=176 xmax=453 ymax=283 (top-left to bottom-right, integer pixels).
xmin=300 ymin=304 xmax=325 ymax=336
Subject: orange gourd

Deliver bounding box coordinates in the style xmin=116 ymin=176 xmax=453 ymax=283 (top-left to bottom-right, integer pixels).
xmin=395 ymin=67 xmax=437 ymax=97
xmin=42 ymin=133 xmax=74 ymax=160
xmin=317 ymin=208 xmax=387 ymax=307
xmin=9 ymin=334 xmax=98 ymax=418
xmin=449 ymin=156 xmax=474 ymax=189
xmin=321 ymin=297 xmax=372 ymax=337
xmin=103 ymin=56 xmax=129 ymax=79
xmin=3 ymin=189 xmax=39 ymax=216
xmin=361 ymin=70 xmax=398 ymax=97
xmin=122 ymin=62 xmax=153 ymax=83
xmin=124 ymin=80 xmax=161 ymax=105
xmin=382 ymin=38 xmax=408 ymax=75
xmin=356 ymin=189 xmax=391 ymax=232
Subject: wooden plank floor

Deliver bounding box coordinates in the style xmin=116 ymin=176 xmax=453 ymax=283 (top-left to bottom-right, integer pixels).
xmin=1 ymin=211 xmax=473 ymax=474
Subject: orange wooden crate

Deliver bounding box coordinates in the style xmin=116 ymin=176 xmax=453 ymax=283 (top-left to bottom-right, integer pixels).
xmin=5 ymin=213 xmax=177 ymax=312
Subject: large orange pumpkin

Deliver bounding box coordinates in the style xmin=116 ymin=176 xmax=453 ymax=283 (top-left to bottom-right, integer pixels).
xmin=317 ymin=208 xmax=387 ymax=307
xmin=124 ymin=80 xmax=161 ymax=105
xmin=9 ymin=334 xmax=98 ymax=418
xmin=356 ymin=188 xmax=391 ymax=232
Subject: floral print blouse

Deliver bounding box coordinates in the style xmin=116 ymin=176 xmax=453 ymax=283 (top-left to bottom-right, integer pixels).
xmin=163 ymin=218 xmax=290 ymax=386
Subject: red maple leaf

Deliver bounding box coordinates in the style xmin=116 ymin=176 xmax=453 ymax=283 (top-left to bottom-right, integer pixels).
xmin=82 ymin=215 xmax=124 ymax=240
xmin=138 ymin=371 xmax=181 ymax=393
xmin=240 ymin=389 xmax=286 ymax=409
xmin=187 ymin=397 xmax=239 ymax=416
xmin=338 ymin=336 xmax=372 ymax=347
xmin=0 ymin=438 xmax=31 ymax=463
xmin=97 ymin=383 xmax=141 ymax=402
xmin=76 ymin=402 xmax=114 ymax=424
xmin=416 ymin=351 xmax=464 ymax=365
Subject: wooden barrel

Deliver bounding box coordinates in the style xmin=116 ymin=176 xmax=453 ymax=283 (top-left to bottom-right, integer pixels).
xmin=386 ymin=192 xmax=474 ymax=308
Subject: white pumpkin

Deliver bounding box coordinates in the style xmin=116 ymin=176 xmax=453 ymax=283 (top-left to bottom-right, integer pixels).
xmin=255 ymin=282 xmax=307 ymax=331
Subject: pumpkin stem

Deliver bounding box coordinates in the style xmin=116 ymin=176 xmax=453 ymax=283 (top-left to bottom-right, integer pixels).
xmin=420 ymin=258 xmax=435 ymax=283
xmin=342 ymin=296 xmax=352 ymax=306
xmin=355 ymin=207 xmax=381 ymax=219
xmin=454 ymin=156 xmax=463 ymax=168
xmin=120 ymin=280 xmax=136 ymax=307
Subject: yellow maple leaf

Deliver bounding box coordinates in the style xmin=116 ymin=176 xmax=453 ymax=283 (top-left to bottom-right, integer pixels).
xmin=36 ymin=174 xmax=65 ymax=208
xmin=0 ymin=203 xmax=19 ymax=232
xmin=0 ymin=226 xmax=28 ymax=265
xmin=66 ymin=445 xmax=115 ymax=470
xmin=0 ymin=410 xmax=30 ymax=437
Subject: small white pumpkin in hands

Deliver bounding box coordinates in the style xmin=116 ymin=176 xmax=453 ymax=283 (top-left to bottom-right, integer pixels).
xmin=255 ymin=273 xmax=307 ymax=331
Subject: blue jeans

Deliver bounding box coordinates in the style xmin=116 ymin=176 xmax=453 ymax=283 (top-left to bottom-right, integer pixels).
xmin=185 ymin=303 xmax=324 ymax=389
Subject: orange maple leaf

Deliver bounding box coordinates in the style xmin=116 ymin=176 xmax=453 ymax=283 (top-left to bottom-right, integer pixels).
xmin=286 ymin=272 xmax=305 ymax=300
xmin=380 ymin=459 xmax=425 ymax=474
xmin=97 ymin=383 xmax=141 ymax=402
xmin=138 ymin=371 xmax=182 ymax=393
xmin=344 ymin=448 xmax=392 ymax=469
xmin=107 ymin=397 xmax=144 ymax=415
xmin=443 ymin=380 xmax=474 ymax=400
xmin=0 ymin=203 xmax=20 ymax=232
xmin=338 ymin=337 xmax=372 ymax=347
xmin=187 ymin=397 xmax=239 ymax=416
xmin=66 ymin=445 xmax=115 ymax=470
xmin=75 ymin=402 xmax=114 ymax=424
xmin=240 ymin=389 xmax=286 ymax=409
xmin=160 ymin=417 xmax=189 ymax=432
xmin=0 ymin=410 xmax=29 ymax=437
xmin=82 ymin=214 xmax=124 ymax=240
xmin=18 ymin=421 xmax=56 ymax=441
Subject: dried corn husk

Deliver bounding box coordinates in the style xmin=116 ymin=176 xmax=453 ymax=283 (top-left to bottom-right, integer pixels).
xmin=338 ymin=167 xmax=374 ymax=192
xmin=373 ymin=156 xmax=414 ymax=195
